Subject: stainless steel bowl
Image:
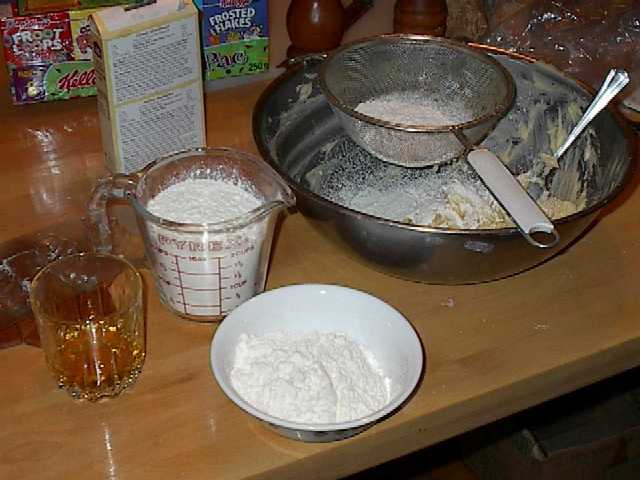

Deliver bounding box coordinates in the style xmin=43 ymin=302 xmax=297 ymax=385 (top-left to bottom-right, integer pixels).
xmin=253 ymin=46 xmax=635 ymax=284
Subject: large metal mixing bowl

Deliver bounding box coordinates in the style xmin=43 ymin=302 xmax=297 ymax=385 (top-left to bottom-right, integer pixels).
xmin=253 ymin=46 xmax=636 ymax=284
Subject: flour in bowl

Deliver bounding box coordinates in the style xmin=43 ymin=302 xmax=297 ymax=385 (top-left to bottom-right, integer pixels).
xmin=304 ymin=136 xmax=584 ymax=229
xmin=230 ymin=331 xmax=390 ymax=424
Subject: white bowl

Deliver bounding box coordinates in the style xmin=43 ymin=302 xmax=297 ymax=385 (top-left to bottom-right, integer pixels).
xmin=210 ymin=284 xmax=424 ymax=442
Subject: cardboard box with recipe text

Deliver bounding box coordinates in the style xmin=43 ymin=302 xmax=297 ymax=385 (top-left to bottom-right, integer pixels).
xmin=90 ymin=0 xmax=206 ymax=173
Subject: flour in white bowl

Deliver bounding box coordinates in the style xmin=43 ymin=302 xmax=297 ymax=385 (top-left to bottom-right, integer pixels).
xmin=230 ymin=331 xmax=390 ymax=424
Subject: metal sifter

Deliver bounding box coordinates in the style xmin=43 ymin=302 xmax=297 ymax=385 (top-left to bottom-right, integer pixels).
xmin=319 ymin=34 xmax=559 ymax=248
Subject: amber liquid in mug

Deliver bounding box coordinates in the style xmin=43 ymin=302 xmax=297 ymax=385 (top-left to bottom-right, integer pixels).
xmin=39 ymin=286 xmax=145 ymax=401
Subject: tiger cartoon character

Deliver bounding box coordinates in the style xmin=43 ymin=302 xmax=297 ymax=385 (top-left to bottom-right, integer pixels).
xmin=244 ymin=25 xmax=262 ymax=40
xmin=226 ymin=31 xmax=242 ymax=43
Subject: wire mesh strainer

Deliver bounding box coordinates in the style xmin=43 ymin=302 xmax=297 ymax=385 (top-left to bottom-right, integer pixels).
xmin=319 ymin=34 xmax=514 ymax=167
xmin=319 ymin=35 xmax=559 ymax=248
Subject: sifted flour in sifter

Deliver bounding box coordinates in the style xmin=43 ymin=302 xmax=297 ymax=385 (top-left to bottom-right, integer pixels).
xmin=230 ymin=331 xmax=390 ymax=424
xmin=355 ymin=91 xmax=471 ymax=125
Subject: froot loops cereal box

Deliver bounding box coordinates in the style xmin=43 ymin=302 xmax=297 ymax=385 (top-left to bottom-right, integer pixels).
xmin=1 ymin=8 xmax=96 ymax=104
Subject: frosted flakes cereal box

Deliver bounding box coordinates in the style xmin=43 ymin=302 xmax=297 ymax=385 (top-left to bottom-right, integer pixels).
xmin=201 ymin=0 xmax=269 ymax=80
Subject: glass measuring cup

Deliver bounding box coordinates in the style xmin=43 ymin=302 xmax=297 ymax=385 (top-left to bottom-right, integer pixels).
xmin=89 ymin=147 xmax=295 ymax=322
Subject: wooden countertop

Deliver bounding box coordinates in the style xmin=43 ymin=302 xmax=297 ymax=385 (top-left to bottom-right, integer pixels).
xmin=1 ymin=64 xmax=640 ymax=480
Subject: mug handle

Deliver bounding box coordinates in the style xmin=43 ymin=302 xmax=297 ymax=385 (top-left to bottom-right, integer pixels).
xmin=87 ymin=173 xmax=139 ymax=254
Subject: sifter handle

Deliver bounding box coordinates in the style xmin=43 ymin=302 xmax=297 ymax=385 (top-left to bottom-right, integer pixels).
xmin=467 ymin=149 xmax=559 ymax=249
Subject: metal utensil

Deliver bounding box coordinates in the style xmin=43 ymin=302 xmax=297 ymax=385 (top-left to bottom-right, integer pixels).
xmin=253 ymin=46 xmax=635 ymax=284
xmin=319 ymin=34 xmax=559 ymax=248
xmin=555 ymin=69 xmax=629 ymax=160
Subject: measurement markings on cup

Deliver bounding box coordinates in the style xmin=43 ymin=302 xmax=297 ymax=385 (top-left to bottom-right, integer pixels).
xmin=152 ymin=243 xmax=231 ymax=315
xmin=174 ymin=254 xmax=187 ymax=314
xmin=149 ymin=233 xmax=259 ymax=316
xmin=171 ymin=255 xmax=225 ymax=315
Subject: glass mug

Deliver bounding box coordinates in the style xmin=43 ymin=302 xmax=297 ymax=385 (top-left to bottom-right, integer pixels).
xmin=89 ymin=147 xmax=295 ymax=322
xmin=30 ymin=253 xmax=145 ymax=401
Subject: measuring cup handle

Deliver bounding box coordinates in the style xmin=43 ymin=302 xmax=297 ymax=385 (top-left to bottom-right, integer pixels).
xmin=467 ymin=149 xmax=560 ymax=249
xmin=87 ymin=174 xmax=138 ymax=254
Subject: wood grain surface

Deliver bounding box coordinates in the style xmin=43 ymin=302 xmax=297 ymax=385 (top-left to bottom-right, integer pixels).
xmin=1 ymin=57 xmax=640 ymax=480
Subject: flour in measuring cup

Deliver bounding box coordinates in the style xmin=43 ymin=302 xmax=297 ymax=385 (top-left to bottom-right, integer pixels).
xmin=230 ymin=331 xmax=390 ymax=424
xmin=145 ymin=178 xmax=266 ymax=319
xmin=146 ymin=178 xmax=262 ymax=223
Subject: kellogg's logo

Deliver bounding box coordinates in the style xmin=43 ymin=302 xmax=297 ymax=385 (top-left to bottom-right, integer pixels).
xmin=218 ymin=0 xmax=251 ymax=7
xmin=57 ymin=68 xmax=96 ymax=92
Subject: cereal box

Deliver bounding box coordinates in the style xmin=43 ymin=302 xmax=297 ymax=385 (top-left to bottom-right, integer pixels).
xmin=1 ymin=11 xmax=74 ymax=65
xmin=69 ymin=7 xmax=97 ymax=59
xmin=201 ymin=0 xmax=269 ymax=80
xmin=0 ymin=0 xmax=17 ymax=18
xmin=17 ymin=0 xmax=130 ymax=16
xmin=9 ymin=60 xmax=94 ymax=102
xmin=0 ymin=9 xmax=99 ymax=104
xmin=90 ymin=0 xmax=206 ymax=173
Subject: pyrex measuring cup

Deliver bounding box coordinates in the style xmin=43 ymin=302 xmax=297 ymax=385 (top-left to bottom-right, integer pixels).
xmin=89 ymin=147 xmax=295 ymax=322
